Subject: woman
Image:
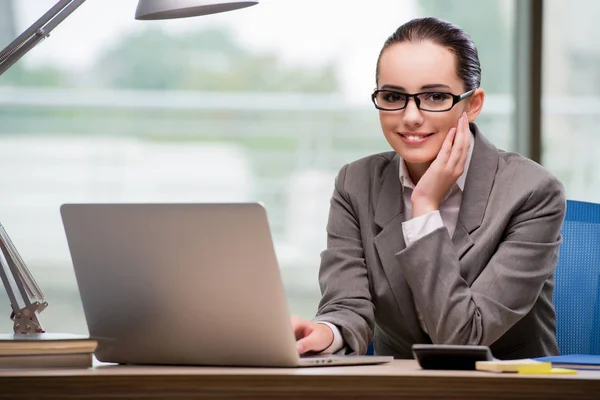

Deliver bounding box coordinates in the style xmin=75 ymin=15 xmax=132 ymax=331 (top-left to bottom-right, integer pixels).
xmin=291 ymin=17 xmax=565 ymax=360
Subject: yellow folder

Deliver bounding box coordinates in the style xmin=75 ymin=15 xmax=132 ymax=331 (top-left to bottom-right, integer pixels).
xmin=476 ymin=359 xmax=577 ymax=374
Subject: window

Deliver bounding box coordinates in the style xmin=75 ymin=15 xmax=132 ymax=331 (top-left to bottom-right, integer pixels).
xmin=542 ymin=0 xmax=600 ymax=202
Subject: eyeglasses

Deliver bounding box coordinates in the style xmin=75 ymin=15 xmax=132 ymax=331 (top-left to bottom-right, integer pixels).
xmin=371 ymin=89 xmax=475 ymax=112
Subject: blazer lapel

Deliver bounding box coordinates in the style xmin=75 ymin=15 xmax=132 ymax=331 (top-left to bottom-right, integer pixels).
xmin=452 ymin=123 xmax=499 ymax=259
xmin=373 ymin=154 xmax=404 ymax=230
xmin=373 ymin=154 xmax=428 ymax=342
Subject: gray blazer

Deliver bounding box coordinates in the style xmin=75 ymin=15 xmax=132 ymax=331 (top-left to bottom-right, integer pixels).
xmin=314 ymin=123 xmax=566 ymax=360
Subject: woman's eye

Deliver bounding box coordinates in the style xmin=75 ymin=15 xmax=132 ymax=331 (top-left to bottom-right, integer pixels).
xmin=425 ymin=92 xmax=450 ymax=102
xmin=384 ymin=93 xmax=404 ymax=102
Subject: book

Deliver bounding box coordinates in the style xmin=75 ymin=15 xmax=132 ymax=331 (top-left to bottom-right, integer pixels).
xmin=476 ymin=358 xmax=576 ymax=374
xmin=0 ymin=352 xmax=93 ymax=369
xmin=0 ymin=333 xmax=97 ymax=355
xmin=534 ymin=354 xmax=600 ymax=370
xmin=0 ymin=333 xmax=97 ymax=368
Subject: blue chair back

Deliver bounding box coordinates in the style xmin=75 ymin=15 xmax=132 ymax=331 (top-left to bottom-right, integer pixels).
xmin=554 ymin=199 xmax=600 ymax=355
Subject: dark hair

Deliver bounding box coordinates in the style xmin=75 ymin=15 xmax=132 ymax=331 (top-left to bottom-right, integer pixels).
xmin=376 ymin=17 xmax=481 ymax=91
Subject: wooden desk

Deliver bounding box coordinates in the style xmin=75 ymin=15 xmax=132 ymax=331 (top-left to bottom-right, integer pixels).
xmin=0 ymin=359 xmax=598 ymax=400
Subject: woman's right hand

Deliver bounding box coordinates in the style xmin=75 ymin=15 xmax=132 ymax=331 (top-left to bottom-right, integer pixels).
xmin=411 ymin=112 xmax=471 ymax=217
xmin=291 ymin=316 xmax=334 ymax=355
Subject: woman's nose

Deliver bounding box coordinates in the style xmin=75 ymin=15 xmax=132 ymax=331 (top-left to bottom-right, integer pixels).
xmin=402 ymin=97 xmax=424 ymax=125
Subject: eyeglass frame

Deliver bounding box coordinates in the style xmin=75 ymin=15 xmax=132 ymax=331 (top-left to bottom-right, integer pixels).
xmin=371 ymin=88 xmax=476 ymax=112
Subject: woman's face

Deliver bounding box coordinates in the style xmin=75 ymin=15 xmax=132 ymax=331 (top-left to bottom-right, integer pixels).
xmin=376 ymin=40 xmax=479 ymax=165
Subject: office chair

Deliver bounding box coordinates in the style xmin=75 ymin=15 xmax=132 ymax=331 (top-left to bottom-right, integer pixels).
xmin=367 ymin=342 xmax=374 ymax=356
xmin=553 ymin=199 xmax=600 ymax=355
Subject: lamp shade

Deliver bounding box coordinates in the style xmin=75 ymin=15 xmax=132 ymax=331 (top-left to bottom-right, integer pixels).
xmin=135 ymin=0 xmax=258 ymax=20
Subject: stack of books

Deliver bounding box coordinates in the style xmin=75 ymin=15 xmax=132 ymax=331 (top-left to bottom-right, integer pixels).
xmin=0 ymin=333 xmax=97 ymax=368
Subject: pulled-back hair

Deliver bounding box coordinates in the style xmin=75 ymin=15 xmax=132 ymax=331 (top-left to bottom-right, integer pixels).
xmin=376 ymin=17 xmax=481 ymax=91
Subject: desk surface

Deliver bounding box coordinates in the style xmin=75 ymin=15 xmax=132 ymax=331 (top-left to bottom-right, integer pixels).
xmin=1 ymin=359 xmax=599 ymax=400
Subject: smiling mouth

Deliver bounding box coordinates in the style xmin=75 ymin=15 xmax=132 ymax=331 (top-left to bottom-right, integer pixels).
xmin=399 ymin=133 xmax=435 ymax=142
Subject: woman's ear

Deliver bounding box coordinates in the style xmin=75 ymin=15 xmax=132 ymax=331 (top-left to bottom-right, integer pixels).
xmin=466 ymin=88 xmax=485 ymax=122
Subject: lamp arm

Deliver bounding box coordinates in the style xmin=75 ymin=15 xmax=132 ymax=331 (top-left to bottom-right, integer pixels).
xmin=0 ymin=0 xmax=86 ymax=334
xmin=0 ymin=224 xmax=47 ymax=333
xmin=0 ymin=0 xmax=88 ymax=76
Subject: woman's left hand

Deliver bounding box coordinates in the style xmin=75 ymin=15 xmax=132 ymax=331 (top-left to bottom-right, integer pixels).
xmin=411 ymin=112 xmax=471 ymax=218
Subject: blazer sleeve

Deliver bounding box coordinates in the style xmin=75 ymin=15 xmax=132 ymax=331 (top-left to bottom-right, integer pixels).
xmin=312 ymin=164 xmax=374 ymax=355
xmin=396 ymin=175 xmax=566 ymax=346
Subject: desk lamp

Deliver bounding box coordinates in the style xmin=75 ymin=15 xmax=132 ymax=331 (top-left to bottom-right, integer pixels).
xmin=0 ymin=0 xmax=258 ymax=334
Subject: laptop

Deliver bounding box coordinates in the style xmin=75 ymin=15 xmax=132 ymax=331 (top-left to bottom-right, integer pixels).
xmin=60 ymin=202 xmax=392 ymax=367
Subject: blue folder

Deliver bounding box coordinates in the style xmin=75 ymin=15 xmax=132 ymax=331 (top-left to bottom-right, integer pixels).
xmin=535 ymin=354 xmax=600 ymax=370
